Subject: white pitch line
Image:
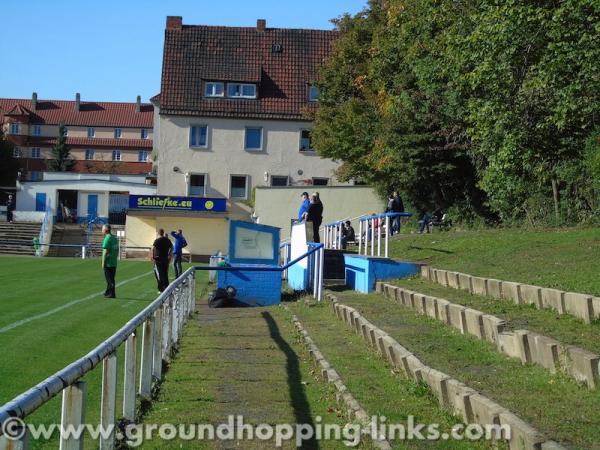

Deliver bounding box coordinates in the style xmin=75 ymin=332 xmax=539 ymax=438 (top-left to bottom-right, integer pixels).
xmin=0 ymin=271 xmax=153 ymax=333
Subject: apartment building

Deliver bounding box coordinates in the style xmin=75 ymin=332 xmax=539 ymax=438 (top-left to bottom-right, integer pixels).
xmin=153 ymin=17 xmax=342 ymax=208
xmin=0 ymin=94 xmax=154 ymax=183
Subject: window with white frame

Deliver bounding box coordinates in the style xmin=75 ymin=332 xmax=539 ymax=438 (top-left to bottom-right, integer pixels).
xmin=87 ymin=127 xmax=95 ymax=138
xmin=227 ymin=83 xmax=257 ymax=99
xmin=141 ymin=128 xmax=149 ymax=139
xmin=29 ymin=171 xmax=42 ymax=181
xmin=138 ymin=150 xmax=149 ymax=162
xmin=114 ymin=128 xmax=122 ymax=139
xmin=85 ymin=149 xmax=95 ymax=160
xmin=205 ymin=82 xmax=224 ymax=97
xmin=9 ymin=123 xmax=19 ymax=135
xmin=300 ymin=130 xmax=313 ymax=151
xmin=245 ymin=127 xmax=263 ymax=150
xmin=13 ymin=147 xmax=22 ymax=158
xmin=112 ymin=150 xmax=121 ymax=161
xmin=230 ymin=175 xmax=248 ymax=199
xmin=270 ymin=175 xmax=289 ymax=187
xmin=31 ymin=147 xmax=41 ymax=159
xmin=312 ymin=177 xmax=329 ymax=186
xmin=189 ymin=174 xmax=206 ymax=196
xmin=32 ymin=125 xmax=41 ymax=136
xmin=63 ymin=126 xmax=69 ymax=136
xmin=189 ymin=125 xmax=208 ymax=148
xmin=309 ymin=85 xmax=320 ymax=102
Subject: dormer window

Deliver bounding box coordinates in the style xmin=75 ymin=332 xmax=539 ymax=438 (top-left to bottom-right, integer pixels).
xmin=309 ymin=85 xmax=320 ymax=102
xmin=227 ymin=83 xmax=257 ymax=99
xmin=205 ymin=82 xmax=224 ymax=97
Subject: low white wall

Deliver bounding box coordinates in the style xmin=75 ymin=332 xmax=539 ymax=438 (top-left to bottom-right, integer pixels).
xmin=254 ymin=186 xmax=385 ymax=239
xmin=14 ymin=211 xmax=45 ymax=223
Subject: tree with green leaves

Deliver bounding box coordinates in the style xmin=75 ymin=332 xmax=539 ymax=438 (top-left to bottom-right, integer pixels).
xmin=48 ymin=123 xmax=74 ymax=171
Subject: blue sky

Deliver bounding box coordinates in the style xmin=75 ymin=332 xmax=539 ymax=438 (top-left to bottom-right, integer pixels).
xmin=0 ymin=0 xmax=367 ymax=103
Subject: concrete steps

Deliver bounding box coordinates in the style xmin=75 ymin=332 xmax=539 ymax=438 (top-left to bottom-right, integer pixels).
xmin=48 ymin=224 xmax=86 ymax=257
xmin=0 ymin=222 xmax=41 ymax=256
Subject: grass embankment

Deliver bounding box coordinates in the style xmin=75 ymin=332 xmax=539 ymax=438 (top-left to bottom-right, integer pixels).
xmin=287 ymin=301 xmax=501 ymax=450
xmin=0 ymin=256 xmax=199 ymax=450
xmin=389 ymin=227 xmax=600 ymax=295
xmin=390 ymin=277 xmax=600 ymax=354
xmin=140 ymin=304 xmax=356 ymax=450
xmin=333 ymin=290 xmax=600 ymax=449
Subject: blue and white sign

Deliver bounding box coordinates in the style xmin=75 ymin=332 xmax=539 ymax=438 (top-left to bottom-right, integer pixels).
xmin=128 ymin=195 xmax=227 ymax=212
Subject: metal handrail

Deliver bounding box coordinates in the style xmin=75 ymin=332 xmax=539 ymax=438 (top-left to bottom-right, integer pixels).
xmin=0 ymin=268 xmax=196 ymax=444
xmin=0 ymin=243 xmax=324 ymax=445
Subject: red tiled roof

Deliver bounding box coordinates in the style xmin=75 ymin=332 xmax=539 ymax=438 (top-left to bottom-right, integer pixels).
xmin=27 ymin=136 xmax=153 ymax=149
xmin=159 ymin=21 xmax=337 ymax=120
xmin=6 ymin=104 xmax=32 ymax=116
xmin=0 ymin=98 xmax=153 ymax=127
xmin=74 ymin=160 xmax=152 ymax=175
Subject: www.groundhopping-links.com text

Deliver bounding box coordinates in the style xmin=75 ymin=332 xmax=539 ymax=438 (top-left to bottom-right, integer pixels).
xmin=2 ymin=415 xmax=511 ymax=447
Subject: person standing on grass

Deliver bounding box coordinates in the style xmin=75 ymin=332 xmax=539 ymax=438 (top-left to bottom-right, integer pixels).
xmin=6 ymin=194 xmax=14 ymax=223
xmin=170 ymin=229 xmax=187 ymax=278
xmin=152 ymin=228 xmax=173 ymax=293
xmin=101 ymin=224 xmax=119 ymax=298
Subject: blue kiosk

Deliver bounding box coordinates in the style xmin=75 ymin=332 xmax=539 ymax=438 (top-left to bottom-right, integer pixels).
xmin=216 ymin=220 xmax=282 ymax=306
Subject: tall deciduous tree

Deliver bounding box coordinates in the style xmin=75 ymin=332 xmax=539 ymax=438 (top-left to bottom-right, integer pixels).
xmin=0 ymin=129 xmax=20 ymax=187
xmin=48 ymin=123 xmax=74 ymax=171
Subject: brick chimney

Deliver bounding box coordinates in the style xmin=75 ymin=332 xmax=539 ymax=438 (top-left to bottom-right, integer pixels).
xmin=75 ymin=93 xmax=81 ymax=112
xmin=166 ymin=16 xmax=182 ymax=30
xmin=257 ymin=19 xmax=266 ymax=32
xmin=136 ymin=95 xmax=141 ymax=113
xmin=31 ymin=92 xmax=38 ymax=111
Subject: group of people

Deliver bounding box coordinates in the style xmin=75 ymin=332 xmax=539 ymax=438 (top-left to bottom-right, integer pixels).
xmin=298 ymin=191 xmax=324 ymax=243
xmin=101 ymin=225 xmax=188 ymax=299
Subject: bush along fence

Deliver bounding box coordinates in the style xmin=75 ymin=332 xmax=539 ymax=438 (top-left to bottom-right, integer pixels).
xmin=376 ymin=282 xmax=600 ymax=390
xmin=0 ymin=269 xmax=196 ymax=450
xmin=325 ymin=292 xmax=566 ymax=450
xmin=422 ymin=267 xmax=600 ymax=325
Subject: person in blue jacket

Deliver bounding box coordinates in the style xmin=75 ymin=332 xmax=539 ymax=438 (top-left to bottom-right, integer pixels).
xmin=298 ymin=192 xmax=310 ymax=222
xmin=170 ymin=229 xmax=188 ymax=278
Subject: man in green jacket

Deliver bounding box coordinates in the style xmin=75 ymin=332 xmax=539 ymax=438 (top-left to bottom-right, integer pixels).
xmin=102 ymin=224 xmax=119 ymax=298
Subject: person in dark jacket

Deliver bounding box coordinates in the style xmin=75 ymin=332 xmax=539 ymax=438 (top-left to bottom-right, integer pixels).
xmin=152 ymin=229 xmax=173 ymax=292
xmin=304 ymin=193 xmax=323 ymax=243
xmin=341 ymin=220 xmax=355 ymax=250
xmin=6 ymin=195 xmax=14 ymax=223
xmin=170 ymin=229 xmax=187 ymax=278
xmin=388 ymin=191 xmax=405 ymax=235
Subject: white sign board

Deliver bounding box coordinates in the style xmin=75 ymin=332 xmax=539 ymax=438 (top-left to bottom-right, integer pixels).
xmin=290 ymin=222 xmax=309 ymax=269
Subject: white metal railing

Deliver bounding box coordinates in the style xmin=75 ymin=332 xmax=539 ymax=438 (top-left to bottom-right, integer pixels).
xmin=0 ymin=270 xmax=196 ymax=450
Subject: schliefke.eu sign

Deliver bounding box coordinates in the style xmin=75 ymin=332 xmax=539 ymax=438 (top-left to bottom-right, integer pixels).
xmin=128 ymin=195 xmax=227 ymax=212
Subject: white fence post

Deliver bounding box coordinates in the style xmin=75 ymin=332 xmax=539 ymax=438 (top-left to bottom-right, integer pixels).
xmin=152 ymin=309 xmax=163 ymax=380
xmin=81 ymin=246 xmax=86 ymax=260
xmin=385 ymin=215 xmax=390 ymax=258
xmin=59 ymin=381 xmax=86 ymax=450
xmin=358 ymin=220 xmax=363 ymax=254
xmin=162 ymin=302 xmax=172 ymax=363
xmin=122 ymin=333 xmax=137 ymax=422
xmin=139 ymin=318 xmax=154 ymax=401
xmin=318 ymin=246 xmax=324 ymax=302
xmin=313 ymin=249 xmax=319 ymax=299
xmin=100 ymin=353 xmax=117 ymax=450
xmin=0 ymin=424 xmax=29 ymax=450
xmin=377 ymin=216 xmax=382 ymax=256
xmin=370 ymin=218 xmax=375 ymax=256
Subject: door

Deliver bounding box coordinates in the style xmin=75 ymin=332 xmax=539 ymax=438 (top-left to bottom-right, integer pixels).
xmin=87 ymin=194 xmax=98 ymax=219
xmin=35 ymin=193 xmax=46 ymax=212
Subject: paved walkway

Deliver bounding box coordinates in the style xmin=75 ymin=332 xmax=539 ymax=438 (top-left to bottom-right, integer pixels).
xmin=140 ymin=303 xmax=344 ymax=450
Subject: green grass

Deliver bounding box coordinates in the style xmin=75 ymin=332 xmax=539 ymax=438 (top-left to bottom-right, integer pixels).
xmin=334 ymin=289 xmax=600 ymax=449
xmin=0 ymin=255 xmax=201 ymax=449
xmin=287 ymin=300 xmax=502 ymax=450
xmin=390 ymin=277 xmax=600 ymax=354
xmin=389 ymin=227 xmax=600 ymax=295
xmin=140 ymin=304 xmax=361 ymax=449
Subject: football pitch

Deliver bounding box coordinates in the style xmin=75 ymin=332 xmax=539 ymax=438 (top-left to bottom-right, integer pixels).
xmin=0 ymin=255 xmax=205 ymax=448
